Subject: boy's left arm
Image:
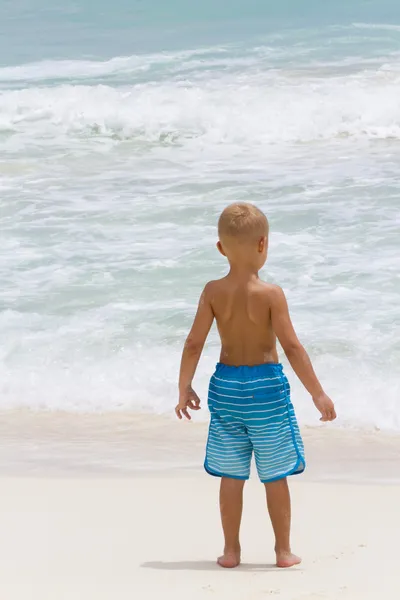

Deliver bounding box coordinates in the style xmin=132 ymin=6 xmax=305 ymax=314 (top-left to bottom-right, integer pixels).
xmin=176 ymin=283 xmax=215 ymax=420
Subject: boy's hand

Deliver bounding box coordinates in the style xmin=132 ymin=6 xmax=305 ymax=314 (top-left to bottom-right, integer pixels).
xmin=175 ymin=387 xmax=201 ymax=420
xmin=313 ymin=392 xmax=337 ymax=422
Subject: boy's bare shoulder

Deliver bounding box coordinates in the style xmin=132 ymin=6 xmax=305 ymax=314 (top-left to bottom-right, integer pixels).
xmin=258 ymin=281 xmax=286 ymax=303
xmin=203 ymin=279 xmax=285 ymax=294
xmin=203 ymin=279 xmax=286 ymax=307
xmin=258 ymin=280 xmax=282 ymax=292
xmin=203 ymin=277 xmax=227 ymax=296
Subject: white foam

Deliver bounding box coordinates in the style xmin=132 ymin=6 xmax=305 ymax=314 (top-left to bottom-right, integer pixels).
xmin=0 ymin=47 xmax=229 ymax=83
xmin=1 ymin=335 xmax=399 ymax=432
xmin=0 ymin=57 xmax=145 ymax=82
xmin=352 ymin=22 xmax=400 ymax=32
xmin=2 ymin=60 xmax=400 ymax=151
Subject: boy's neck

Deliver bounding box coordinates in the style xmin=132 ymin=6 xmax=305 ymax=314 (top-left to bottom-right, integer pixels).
xmin=227 ymin=264 xmax=259 ymax=281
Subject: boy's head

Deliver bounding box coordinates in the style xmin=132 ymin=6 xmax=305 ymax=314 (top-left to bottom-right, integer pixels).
xmin=217 ymin=203 xmax=269 ymax=268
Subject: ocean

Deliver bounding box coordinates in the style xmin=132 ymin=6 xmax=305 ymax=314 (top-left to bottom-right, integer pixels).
xmin=1 ymin=0 xmax=399 ymax=431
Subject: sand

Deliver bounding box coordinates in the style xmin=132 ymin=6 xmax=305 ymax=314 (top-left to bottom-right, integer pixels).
xmin=0 ymin=412 xmax=399 ymax=599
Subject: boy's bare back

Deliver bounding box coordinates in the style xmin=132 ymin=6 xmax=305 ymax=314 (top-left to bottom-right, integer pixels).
xmin=206 ymin=275 xmax=279 ymax=366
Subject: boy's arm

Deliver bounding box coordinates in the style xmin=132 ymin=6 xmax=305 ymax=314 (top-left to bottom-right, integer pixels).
xmin=176 ymin=283 xmax=215 ymax=420
xmin=270 ymin=286 xmax=336 ymax=422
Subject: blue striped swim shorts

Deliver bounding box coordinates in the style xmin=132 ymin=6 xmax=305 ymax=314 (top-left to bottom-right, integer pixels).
xmin=204 ymin=363 xmax=305 ymax=483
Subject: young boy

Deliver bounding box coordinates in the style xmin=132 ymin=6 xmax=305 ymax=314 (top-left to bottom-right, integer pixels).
xmin=175 ymin=203 xmax=336 ymax=569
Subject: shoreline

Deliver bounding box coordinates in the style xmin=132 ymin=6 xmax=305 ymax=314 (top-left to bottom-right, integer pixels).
xmin=0 ymin=409 xmax=399 ymax=483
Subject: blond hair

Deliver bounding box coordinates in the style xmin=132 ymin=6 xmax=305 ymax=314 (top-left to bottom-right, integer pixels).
xmin=218 ymin=203 xmax=269 ymax=243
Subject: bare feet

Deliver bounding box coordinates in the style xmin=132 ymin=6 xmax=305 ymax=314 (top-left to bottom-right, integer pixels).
xmin=217 ymin=549 xmax=241 ymax=568
xmin=276 ymin=551 xmax=302 ymax=568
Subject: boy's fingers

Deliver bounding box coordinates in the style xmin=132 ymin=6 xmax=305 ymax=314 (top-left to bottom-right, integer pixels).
xmin=182 ymin=408 xmax=191 ymax=420
xmin=174 ymin=394 xmax=202 ymax=419
xmin=189 ymin=395 xmax=200 ymax=407
xmin=320 ymin=408 xmax=336 ymax=422
xmin=187 ymin=400 xmax=200 ymax=410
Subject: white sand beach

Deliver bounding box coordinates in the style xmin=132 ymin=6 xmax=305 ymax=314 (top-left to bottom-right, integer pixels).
xmin=1 ymin=475 xmax=400 ymax=600
xmin=0 ymin=412 xmax=399 ymax=600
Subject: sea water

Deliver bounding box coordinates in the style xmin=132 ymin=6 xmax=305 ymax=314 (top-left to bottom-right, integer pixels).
xmin=1 ymin=1 xmax=399 ymax=431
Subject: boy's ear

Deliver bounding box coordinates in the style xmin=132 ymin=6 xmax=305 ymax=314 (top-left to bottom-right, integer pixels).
xmin=258 ymin=236 xmax=267 ymax=253
xmin=216 ymin=241 xmax=226 ymax=256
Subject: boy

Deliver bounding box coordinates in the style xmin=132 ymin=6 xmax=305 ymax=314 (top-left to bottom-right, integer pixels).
xmin=175 ymin=203 xmax=336 ymax=569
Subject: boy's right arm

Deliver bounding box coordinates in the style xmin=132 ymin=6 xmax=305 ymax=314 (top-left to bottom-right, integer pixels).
xmin=176 ymin=283 xmax=215 ymax=420
xmin=270 ymin=286 xmax=336 ymax=422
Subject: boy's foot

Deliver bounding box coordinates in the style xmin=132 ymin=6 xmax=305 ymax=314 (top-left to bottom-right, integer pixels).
xmin=276 ymin=551 xmax=302 ymax=568
xmin=217 ymin=551 xmax=241 ymax=568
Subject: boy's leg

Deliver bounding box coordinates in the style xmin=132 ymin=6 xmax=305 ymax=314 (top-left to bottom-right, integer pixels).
xmin=264 ymin=478 xmax=301 ymax=568
xmin=218 ymin=477 xmax=245 ymax=568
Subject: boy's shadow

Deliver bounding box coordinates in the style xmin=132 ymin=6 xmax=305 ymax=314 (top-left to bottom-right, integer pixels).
xmin=142 ymin=560 xmax=294 ymax=572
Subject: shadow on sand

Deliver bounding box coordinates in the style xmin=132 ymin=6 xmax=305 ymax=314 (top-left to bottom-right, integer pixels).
xmin=141 ymin=560 xmax=299 ymax=572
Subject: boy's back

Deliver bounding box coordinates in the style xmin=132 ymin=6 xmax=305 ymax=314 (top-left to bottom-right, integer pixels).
xmin=207 ymin=276 xmax=279 ymax=366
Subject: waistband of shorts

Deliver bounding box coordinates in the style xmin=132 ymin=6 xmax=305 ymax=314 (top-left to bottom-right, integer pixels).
xmin=214 ymin=362 xmax=284 ymax=380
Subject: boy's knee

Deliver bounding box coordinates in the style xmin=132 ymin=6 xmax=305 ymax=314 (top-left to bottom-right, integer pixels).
xmin=221 ymin=477 xmax=246 ymax=489
xmin=264 ymin=477 xmax=288 ymax=490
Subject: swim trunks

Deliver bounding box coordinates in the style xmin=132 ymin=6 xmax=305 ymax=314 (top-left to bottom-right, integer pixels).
xmin=204 ymin=363 xmax=305 ymax=483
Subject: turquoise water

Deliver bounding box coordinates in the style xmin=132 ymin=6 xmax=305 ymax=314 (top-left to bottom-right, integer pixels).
xmin=1 ymin=1 xmax=400 ymax=65
xmin=1 ymin=1 xmax=400 ymax=429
